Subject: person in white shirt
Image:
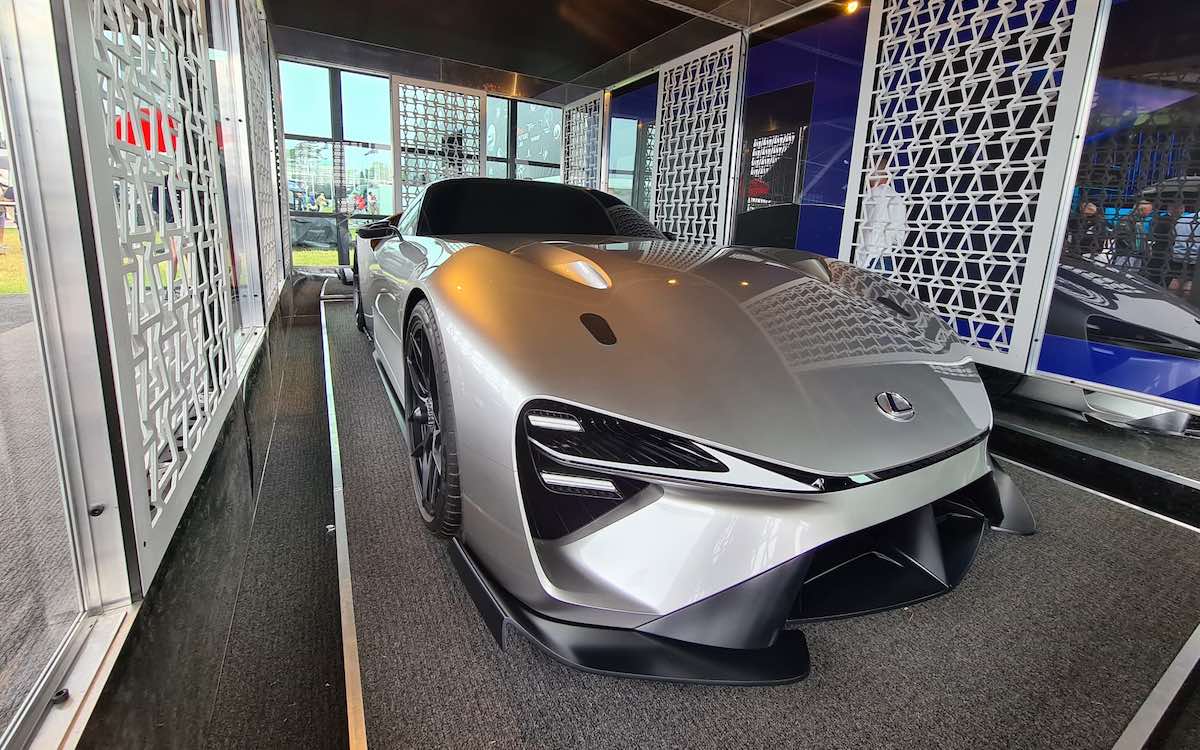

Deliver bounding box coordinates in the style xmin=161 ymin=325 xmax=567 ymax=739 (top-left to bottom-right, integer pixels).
xmin=857 ymin=169 xmax=906 ymax=273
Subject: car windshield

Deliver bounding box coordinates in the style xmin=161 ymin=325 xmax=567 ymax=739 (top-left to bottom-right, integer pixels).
xmin=417 ymin=179 xmax=618 ymax=235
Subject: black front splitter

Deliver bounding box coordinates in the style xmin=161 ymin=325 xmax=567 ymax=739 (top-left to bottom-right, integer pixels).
xmin=449 ymin=538 xmax=811 ymax=686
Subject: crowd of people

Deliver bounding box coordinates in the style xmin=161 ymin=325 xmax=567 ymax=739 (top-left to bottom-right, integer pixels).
xmin=289 ymin=186 xmax=380 ymax=215
xmin=1065 ymin=198 xmax=1198 ymax=296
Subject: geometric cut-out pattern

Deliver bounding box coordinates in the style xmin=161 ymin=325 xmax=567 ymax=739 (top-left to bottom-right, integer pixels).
xmin=633 ymin=240 xmax=725 ymax=271
xmin=238 ymin=0 xmax=283 ymax=314
xmin=562 ymin=94 xmax=602 ymax=189
xmin=744 ymin=265 xmax=957 ymax=375
xmin=848 ymin=0 xmax=1077 ymax=354
xmin=652 ymin=35 xmax=742 ymax=245
xmin=93 ymin=0 xmax=235 ymax=516
xmin=394 ymin=82 xmax=483 ymax=211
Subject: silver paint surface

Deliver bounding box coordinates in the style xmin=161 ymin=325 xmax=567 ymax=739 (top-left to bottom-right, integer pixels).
xmin=361 ymin=223 xmax=994 ymax=624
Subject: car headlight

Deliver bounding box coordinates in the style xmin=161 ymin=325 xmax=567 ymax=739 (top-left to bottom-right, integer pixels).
xmin=515 ymin=400 xmax=868 ymax=540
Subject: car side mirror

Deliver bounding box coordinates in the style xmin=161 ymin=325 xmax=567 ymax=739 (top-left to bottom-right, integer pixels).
xmin=357 ymin=218 xmax=399 ymax=241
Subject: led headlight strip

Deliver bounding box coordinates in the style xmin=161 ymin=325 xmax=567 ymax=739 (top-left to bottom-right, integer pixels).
xmin=522 ymin=399 xmax=865 ymax=495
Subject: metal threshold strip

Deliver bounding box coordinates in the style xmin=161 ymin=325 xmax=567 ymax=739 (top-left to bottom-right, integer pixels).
xmin=320 ymin=297 xmax=369 ymax=749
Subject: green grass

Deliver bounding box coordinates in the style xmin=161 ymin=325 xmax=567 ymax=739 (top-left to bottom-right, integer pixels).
xmin=292 ymin=247 xmax=341 ymax=268
xmin=0 ymin=227 xmax=29 ymax=295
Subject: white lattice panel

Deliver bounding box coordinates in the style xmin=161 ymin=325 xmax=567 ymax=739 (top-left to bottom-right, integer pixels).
xmin=651 ymin=34 xmax=744 ymax=245
xmin=394 ymin=80 xmax=483 ymax=211
xmin=88 ymin=0 xmax=236 ymax=542
xmin=562 ymin=93 xmax=603 ymax=189
xmin=842 ymin=0 xmax=1080 ymax=366
xmin=238 ymin=0 xmax=283 ymax=315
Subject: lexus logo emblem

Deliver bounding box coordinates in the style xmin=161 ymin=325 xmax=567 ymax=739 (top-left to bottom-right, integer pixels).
xmin=875 ymin=392 xmax=915 ymax=421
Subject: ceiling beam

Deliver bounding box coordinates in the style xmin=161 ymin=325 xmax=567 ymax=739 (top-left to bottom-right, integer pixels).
xmin=747 ymin=0 xmax=838 ymax=33
xmin=643 ymin=0 xmax=746 ymax=30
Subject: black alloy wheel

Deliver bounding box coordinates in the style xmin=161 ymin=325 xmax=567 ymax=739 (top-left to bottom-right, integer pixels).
xmin=352 ymin=249 xmax=367 ymax=332
xmin=404 ymin=301 xmax=461 ymax=534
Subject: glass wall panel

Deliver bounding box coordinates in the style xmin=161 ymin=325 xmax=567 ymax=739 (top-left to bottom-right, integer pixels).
xmin=607 ymin=117 xmax=637 ymax=205
xmin=1021 ymin=0 xmax=1200 ymax=435
xmin=341 ymin=72 xmax=390 ymax=145
xmin=0 ymin=101 xmax=81 ymax=737
xmin=285 ymin=139 xmax=334 ymax=213
xmin=607 ymin=76 xmax=657 ymax=214
xmin=515 ymin=163 xmax=561 ymax=183
xmin=733 ymin=12 xmax=869 ymax=255
xmin=290 ymin=215 xmax=339 ymax=267
xmin=516 ymin=101 xmax=561 ymax=164
xmin=487 ymin=96 xmax=508 ymax=160
xmin=343 ymin=145 xmax=393 ymax=215
xmin=484 ymin=97 xmax=562 ymax=180
xmin=279 ymin=61 xmax=331 ymax=138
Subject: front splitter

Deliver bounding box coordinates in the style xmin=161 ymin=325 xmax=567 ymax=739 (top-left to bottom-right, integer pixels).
xmin=448 ymin=538 xmax=811 ymax=686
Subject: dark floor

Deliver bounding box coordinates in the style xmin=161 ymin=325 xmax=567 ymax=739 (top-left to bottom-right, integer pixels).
xmin=1155 ymin=676 xmax=1200 ymax=749
xmin=326 ymin=301 xmax=1200 ymax=750
xmin=79 ymin=278 xmax=347 ymax=750
xmin=994 ymin=395 xmax=1200 ymax=484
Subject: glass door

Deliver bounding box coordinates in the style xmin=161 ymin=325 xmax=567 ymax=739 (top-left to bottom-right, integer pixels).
xmin=0 ymin=86 xmax=83 ymax=740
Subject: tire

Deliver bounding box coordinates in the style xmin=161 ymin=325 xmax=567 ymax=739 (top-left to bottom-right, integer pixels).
xmin=403 ymin=300 xmax=462 ymax=536
xmin=353 ymin=249 xmax=367 ymax=332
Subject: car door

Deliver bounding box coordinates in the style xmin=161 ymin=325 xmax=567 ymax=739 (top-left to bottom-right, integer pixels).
xmin=369 ymin=194 xmax=428 ymax=390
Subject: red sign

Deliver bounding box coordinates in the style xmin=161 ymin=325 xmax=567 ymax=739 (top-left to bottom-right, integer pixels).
xmin=114 ymin=108 xmax=179 ymax=154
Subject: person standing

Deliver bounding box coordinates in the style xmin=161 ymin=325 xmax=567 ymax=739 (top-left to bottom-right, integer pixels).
xmin=1065 ymin=201 xmax=1108 ymax=257
xmin=1170 ymin=209 xmax=1198 ymax=296
xmin=1145 ymin=204 xmax=1182 ymax=286
xmin=1113 ymin=200 xmax=1153 ymax=271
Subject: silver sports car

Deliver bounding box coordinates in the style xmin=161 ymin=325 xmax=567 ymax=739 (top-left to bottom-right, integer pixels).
xmin=353 ymin=177 xmax=1034 ymax=685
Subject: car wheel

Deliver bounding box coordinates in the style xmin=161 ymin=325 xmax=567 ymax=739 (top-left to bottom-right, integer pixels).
xmin=352 ymin=251 xmax=367 ymax=332
xmin=404 ymin=300 xmax=462 ymax=536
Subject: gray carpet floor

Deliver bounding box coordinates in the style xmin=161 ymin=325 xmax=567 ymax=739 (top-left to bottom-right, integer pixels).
xmin=0 ymin=311 xmax=79 ymax=733
xmin=326 ymin=302 xmax=1200 ymax=750
xmin=995 ymin=396 xmax=1200 ymax=483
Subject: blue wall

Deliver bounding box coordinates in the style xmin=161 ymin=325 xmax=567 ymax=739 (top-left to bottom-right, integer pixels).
xmin=744 ymin=13 xmax=869 ymax=256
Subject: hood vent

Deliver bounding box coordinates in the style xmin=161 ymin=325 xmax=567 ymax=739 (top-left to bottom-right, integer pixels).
xmin=513 ymin=243 xmax=612 ymax=289
xmin=580 ymin=313 xmax=617 ymax=345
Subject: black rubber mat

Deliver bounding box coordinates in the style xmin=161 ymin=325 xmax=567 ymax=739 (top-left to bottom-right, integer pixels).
xmin=80 ymin=278 xmax=347 ymax=750
xmin=326 ymin=301 xmax=1200 ymax=750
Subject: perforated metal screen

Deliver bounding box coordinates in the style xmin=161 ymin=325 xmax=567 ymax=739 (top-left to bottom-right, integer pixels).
xmin=650 ymin=34 xmax=745 ymax=245
xmin=393 ymin=79 xmax=485 ymax=211
xmin=562 ymin=92 xmax=604 ymax=189
xmin=238 ymin=0 xmax=284 ymax=315
xmin=84 ymin=0 xmax=238 ymax=582
xmin=840 ymin=0 xmax=1087 ymax=369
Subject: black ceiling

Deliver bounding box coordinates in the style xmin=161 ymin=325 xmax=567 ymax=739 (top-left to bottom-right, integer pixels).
xmin=265 ymin=0 xmax=714 ymax=82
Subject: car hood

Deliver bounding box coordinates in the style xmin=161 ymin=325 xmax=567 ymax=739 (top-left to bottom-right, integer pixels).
xmin=432 ymin=236 xmax=991 ymax=476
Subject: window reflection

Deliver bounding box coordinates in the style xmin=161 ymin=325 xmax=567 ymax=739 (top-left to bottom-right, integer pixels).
xmin=484 ymin=96 xmax=562 ymax=181
xmin=341 ymin=72 xmax=390 ymax=145
xmin=1032 ymin=0 xmax=1200 ymax=415
xmin=607 ymin=76 xmax=657 ymax=215
xmin=279 ymin=61 xmax=331 ymax=138
xmin=343 ymin=145 xmax=392 ymax=215
xmin=279 ymin=63 xmax=392 ymax=267
xmin=516 ymin=101 xmax=561 ymax=164
xmin=285 ymin=139 xmax=334 ymax=213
